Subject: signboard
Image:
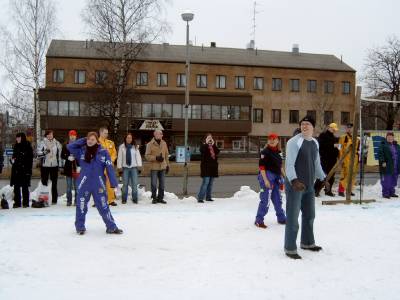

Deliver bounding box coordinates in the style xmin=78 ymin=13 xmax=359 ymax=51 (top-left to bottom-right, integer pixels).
xmin=5 ymin=148 xmax=13 ymax=156
xmin=139 ymin=120 xmax=164 ymax=131
xmin=176 ymin=146 xmax=191 ymax=163
xmin=367 ymin=131 xmax=400 ymax=166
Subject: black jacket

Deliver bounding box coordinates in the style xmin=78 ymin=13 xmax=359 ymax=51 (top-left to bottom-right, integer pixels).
xmin=10 ymin=141 xmax=33 ymax=186
xmin=0 ymin=143 xmax=3 ymax=174
xmin=259 ymin=146 xmax=282 ymax=175
xmin=317 ymin=130 xmax=339 ymax=171
xmin=200 ymin=143 xmax=220 ymax=178
xmin=61 ymin=143 xmax=78 ymax=177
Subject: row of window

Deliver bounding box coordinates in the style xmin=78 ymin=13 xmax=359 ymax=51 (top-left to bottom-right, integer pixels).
xmin=252 ymin=108 xmax=350 ymax=125
xmin=40 ymin=101 xmax=251 ymax=121
xmin=52 ymin=69 xmax=351 ymax=95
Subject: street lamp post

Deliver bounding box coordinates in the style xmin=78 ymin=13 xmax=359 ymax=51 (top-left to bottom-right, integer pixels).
xmin=181 ymin=11 xmax=194 ymax=196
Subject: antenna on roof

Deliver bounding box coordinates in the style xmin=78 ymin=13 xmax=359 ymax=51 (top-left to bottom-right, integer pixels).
xmin=341 ymin=55 xmax=343 ymax=63
xmin=250 ymin=1 xmax=260 ymax=48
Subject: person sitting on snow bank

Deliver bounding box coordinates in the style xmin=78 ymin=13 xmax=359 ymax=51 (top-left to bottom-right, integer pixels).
xmin=284 ymin=116 xmax=328 ymax=260
xmin=378 ymin=132 xmax=400 ymax=199
xmin=67 ymin=132 xmax=123 ymax=235
xmin=254 ymin=133 xmax=286 ymax=228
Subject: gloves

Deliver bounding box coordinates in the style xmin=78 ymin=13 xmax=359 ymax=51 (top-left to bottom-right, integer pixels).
xmin=291 ymin=179 xmax=306 ymax=192
xmin=138 ymin=169 xmax=142 ymax=175
xmin=156 ymin=154 xmax=164 ymax=162
xmin=44 ymin=149 xmax=51 ymax=155
xmin=165 ymin=166 xmax=170 ymax=174
xmin=67 ymin=155 xmax=75 ymax=161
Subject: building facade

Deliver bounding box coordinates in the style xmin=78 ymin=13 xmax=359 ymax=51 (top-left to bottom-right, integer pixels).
xmin=39 ymin=40 xmax=356 ymax=153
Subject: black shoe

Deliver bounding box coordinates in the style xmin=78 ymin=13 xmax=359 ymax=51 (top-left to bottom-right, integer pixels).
xmin=383 ymin=195 xmax=391 ymax=199
xmin=301 ymin=245 xmax=323 ymax=252
xmin=67 ymin=202 xmax=72 ymax=207
xmin=338 ymin=192 xmax=345 ymax=197
xmin=121 ymin=199 xmax=127 ymax=204
xmin=315 ymin=191 xmax=320 ymax=197
xmin=206 ymin=199 xmax=214 ymax=202
xmin=92 ymin=203 xmax=96 ymax=207
xmin=77 ymin=230 xmax=86 ymax=235
xmin=325 ymin=191 xmax=335 ymax=197
xmin=152 ymin=199 xmax=158 ymax=204
xmin=52 ymin=202 xmax=57 ymax=205
xmin=351 ymin=193 xmax=355 ymax=196
xmin=390 ymin=194 xmax=399 ymax=198
xmin=13 ymin=203 xmax=21 ymax=208
xmin=109 ymin=202 xmax=117 ymax=206
xmin=132 ymin=200 xmax=138 ymax=204
xmin=158 ymin=199 xmax=167 ymax=204
xmin=106 ymin=228 xmax=123 ymax=234
xmin=278 ymin=220 xmax=286 ymax=225
xmin=198 ymin=199 xmax=204 ymax=203
xmin=286 ymin=253 xmax=302 ymax=259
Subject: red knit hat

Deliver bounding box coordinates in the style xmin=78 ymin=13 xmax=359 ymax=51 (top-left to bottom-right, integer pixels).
xmin=268 ymin=133 xmax=279 ymax=140
xmin=68 ymin=130 xmax=77 ymax=136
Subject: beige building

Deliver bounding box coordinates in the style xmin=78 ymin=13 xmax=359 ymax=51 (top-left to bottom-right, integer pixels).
xmin=40 ymin=40 xmax=355 ymax=153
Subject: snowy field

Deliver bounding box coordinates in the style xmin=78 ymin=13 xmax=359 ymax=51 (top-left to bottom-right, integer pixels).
xmin=0 ymin=182 xmax=399 ymax=300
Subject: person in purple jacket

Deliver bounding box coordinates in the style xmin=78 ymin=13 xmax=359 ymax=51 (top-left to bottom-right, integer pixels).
xmin=67 ymin=131 xmax=123 ymax=235
xmin=378 ymin=132 xmax=400 ymax=199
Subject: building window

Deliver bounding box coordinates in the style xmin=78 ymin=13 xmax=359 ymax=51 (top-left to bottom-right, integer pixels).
xmin=74 ymin=70 xmax=86 ymax=84
xmin=253 ymin=77 xmax=264 ymax=90
xmin=235 ymin=76 xmax=245 ymax=89
xmin=216 ymin=75 xmax=226 ymax=89
xmin=324 ymin=111 xmax=334 ymax=125
xmin=89 ymin=103 xmax=100 ymax=117
xmin=290 ymin=79 xmax=300 ymax=92
xmin=191 ymin=105 xmax=202 ymax=119
xmin=240 ymin=106 xmax=250 ymax=120
xmin=161 ymin=104 xmax=172 ymax=118
xmin=341 ymin=111 xmax=350 ymax=125
xmin=233 ymin=140 xmax=243 ymax=151
xmin=307 ymin=80 xmax=317 ymax=93
xmin=196 ymin=74 xmax=207 ymax=88
xmin=136 ymin=72 xmax=148 ymax=86
xmin=216 ymin=140 xmax=224 ymax=149
xmin=172 ymin=104 xmax=182 ymax=119
xmin=307 ymin=110 xmax=316 ymax=122
xmin=153 ymin=103 xmax=162 ymax=117
xmin=212 ymin=105 xmax=221 ymax=120
xmin=52 ymin=69 xmax=64 ymax=83
xmin=69 ymin=101 xmax=79 ymax=116
xmin=79 ymin=102 xmax=89 ymax=116
xmin=132 ymin=103 xmax=142 ymax=118
xmin=95 ymin=70 xmax=107 ymax=85
xmin=253 ymin=108 xmax=263 ymax=123
xmin=177 ymin=73 xmax=186 ymax=87
xmin=48 ymin=101 xmax=58 ymax=116
xmin=271 ymin=109 xmax=281 ymax=123
xmin=202 ymin=105 xmax=212 ymax=119
xmin=142 ymin=103 xmax=153 ymax=118
xmin=229 ymin=106 xmax=240 ymax=120
xmin=272 ymin=78 xmax=282 ymax=91
xmin=324 ymin=81 xmax=334 ymax=94
xmin=40 ymin=101 xmax=47 ymax=115
xmin=157 ymin=73 xmax=168 ymax=87
xmin=342 ymin=81 xmax=351 ymax=94
xmin=221 ymin=106 xmax=229 ymax=120
xmin=183 ymin=105 xmax=192 ymax=119
xmin=289 ymin=110 xmax=299 ymax=124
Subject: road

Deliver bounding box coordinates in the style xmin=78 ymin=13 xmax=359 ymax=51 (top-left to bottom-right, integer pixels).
xmin=0 ymin=173 xmax=381 ymax=198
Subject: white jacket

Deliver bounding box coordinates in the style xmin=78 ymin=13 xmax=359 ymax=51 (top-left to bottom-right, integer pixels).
xmin=117 ymin=144 xmax=143 ymax=169
xmin=37 ymin=138 xmax=62 ymax=167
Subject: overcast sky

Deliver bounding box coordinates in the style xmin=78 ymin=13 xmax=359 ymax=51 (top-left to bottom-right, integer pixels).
xmin=1 ymin=0 xmax=400 ymax=87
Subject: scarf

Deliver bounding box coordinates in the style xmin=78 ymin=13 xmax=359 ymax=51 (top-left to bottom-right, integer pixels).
xmin=267 ymin=145 xmax=279 ymax=152
xmin=208 ymin=144 xmax=216 ymax=160
xmin=126 ymin=144 xmax=133 ymax=166
xmin=84 ymin=144 xmax=99 ymax=163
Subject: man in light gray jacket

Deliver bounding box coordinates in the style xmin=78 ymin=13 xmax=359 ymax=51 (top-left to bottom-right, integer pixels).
xmin=37 ymin=130 xmax=62 ymax=204
xmin=284 ymin=116 xmax=327 ymax=259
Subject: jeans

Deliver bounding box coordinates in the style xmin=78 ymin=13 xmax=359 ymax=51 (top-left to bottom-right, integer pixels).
xmin=255 ymin=172 xmax=286 ymax=223
xmin=122 ymin=167 xmax=139 ymax=202
xmin=197 ymin=177 xmax=215 ymax=201
xmin=66 ymin=176 xmax=77 ymax=205
xmin=41 ymin=166 xmax=59 ymax=203
xmin=284 ymin=179 xmax=316 ymax=254
xmin=151 ymin=170 xmax=165 ymax=200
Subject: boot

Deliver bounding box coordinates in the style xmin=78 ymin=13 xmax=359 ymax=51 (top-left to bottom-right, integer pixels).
xmin=109 ymin=202 xmax=117 ymax=206
xmin=121 ymin=199 xmax=127 ymax=204
xmin=76 ymin=230 xmax=86 ymax=235
xmin=325 ymin=191 xmax=335 ymax=197
xmin=158 ymin=199 xmax=167 ymax=204
xmin=152 ymin=198 xmax=158 ymax=204
xmin=106 ymin=228 xmax=123 ymax=234
xmin=301 ymin=245 xmax=323 ymax=252
xmin=254 ymin=222 xmax=267 ymax=229
xmin=286 ymin=253 xmax=302 ymax=259
xmin=338 ymin=192 xmax=345 ymax=197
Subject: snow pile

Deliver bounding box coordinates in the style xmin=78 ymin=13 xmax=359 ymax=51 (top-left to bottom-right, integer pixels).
xmin=232 ymin=185 xmax=259 ymax=200
xmin=0 ymin=185 xmax=13 ymax=201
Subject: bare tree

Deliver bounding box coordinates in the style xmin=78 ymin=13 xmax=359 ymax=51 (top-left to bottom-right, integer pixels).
xmin=312 ymin=94 xmax=335 ymax=133
xmin=363 ymin=36 xmax=400 ymax=130
xmin=0 ymin=0 xmax=57 ymax=145
xmin=81 ymin=0 xmax=169 ymax=140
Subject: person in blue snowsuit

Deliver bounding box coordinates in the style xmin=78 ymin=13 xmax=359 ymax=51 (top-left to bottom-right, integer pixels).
xmin=67 ymin=132 xmax=123 ymax=235
xmin=254 ymin=133 xmax=286 ymax=228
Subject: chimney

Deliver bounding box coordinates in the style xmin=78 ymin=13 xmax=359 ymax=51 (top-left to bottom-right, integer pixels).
xmin=210 ymin=42 xmax=216 ymax=48
xmin=292 ymin=43 xmax=299 ymax=55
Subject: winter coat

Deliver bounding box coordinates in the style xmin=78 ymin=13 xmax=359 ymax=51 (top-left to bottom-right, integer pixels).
xmin=259 ymin=146 xmax=282 ymax=175
xmin=10 ymin=141 xmax=33 ymax=187
xmin=117 ymin=144 xmax=143 ymax=169
xmin=99 ymin=138 xmax=117 ymax=163
xmin=378 ymin=140 xmax=400 ymax=175
xmin=200 ymin=143 xmax=220 ymax=178
xmin=61 ymin=143 xmax=78 ymax=177
xmin=145 ymin=138 xmax=170 ymax=171
xmin=0 ymin=143 xmax=3 ymax=174
xmin=317 ymin=130 xmax=339 ymax=172
xmin=339 ymin=133 xmax=360 ymax=167
xmin=37 ymin=138 xmax=62 ymax=167
xmin=67 ymin=138 xmax=118 ymax=188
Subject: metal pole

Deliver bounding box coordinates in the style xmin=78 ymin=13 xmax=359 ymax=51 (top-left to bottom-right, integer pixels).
xmin=359 ymin=98 xmax=363 ymax=205
xmin=183 ymin=21 xmax=190 ymax=196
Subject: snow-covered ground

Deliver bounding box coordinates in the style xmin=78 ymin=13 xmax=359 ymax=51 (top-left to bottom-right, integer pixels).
xmin=0 ymin=182 xmax=399 ymax=300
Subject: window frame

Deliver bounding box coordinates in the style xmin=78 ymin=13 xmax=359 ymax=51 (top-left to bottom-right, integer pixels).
xmin=157 ymin=73 xmax=168 ymax=87
xmin=196 ymin=74 xmax=207 ymax=88
xmin=253 ymin=108 xmax=263 ymax=123
xmin=52 ymin=69 xmax=64 ymax=83
xmin=253 ymin=77 xmax=264 ymax=90
xmin=272 ymin=78 xmax=282 ymax=91
xmin=271 ymin=109 xmax=281 ymax=123
xmin=136 ymin=72 xmax=148 ymax=86
xmin=289 ymin=110 xmax=300 ymax=124
xmin=74 ymin=70 xmax=86 ymax=84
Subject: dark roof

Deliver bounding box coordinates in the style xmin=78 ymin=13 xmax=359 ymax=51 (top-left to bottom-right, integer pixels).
xmin=46 ymin=39 xmax=355 ymax=72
